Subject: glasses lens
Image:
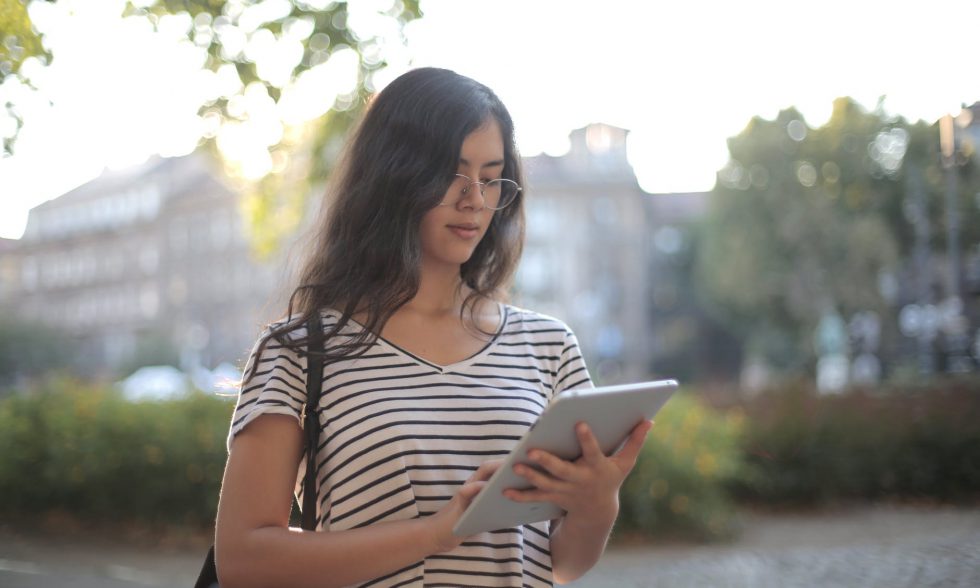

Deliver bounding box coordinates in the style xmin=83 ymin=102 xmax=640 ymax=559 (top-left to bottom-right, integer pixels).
xmin=487 ymin=179 xmax=519 ymax=209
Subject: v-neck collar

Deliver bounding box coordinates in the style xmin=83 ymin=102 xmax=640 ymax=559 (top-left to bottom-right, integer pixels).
xmin=351 ymin=303 xmax=510 ymax=373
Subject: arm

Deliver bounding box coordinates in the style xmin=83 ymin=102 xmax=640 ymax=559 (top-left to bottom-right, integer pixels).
xmin=504 ymin=420 xmax=653 ymax=584
xmin=215 ymin=414 xmax=499 ymax=588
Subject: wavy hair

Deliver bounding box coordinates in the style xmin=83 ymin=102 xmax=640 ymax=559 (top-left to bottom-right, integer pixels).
xmin=248 ymin=67 xmax=525 ymax=376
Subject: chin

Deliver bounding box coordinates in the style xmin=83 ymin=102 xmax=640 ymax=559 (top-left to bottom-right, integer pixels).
xmin=429 ymin=249 xmax=477 ymax=268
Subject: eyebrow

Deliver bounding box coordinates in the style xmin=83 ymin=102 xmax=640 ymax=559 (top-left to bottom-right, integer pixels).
xmin=459 ymin=158 xmax=505 ymax=169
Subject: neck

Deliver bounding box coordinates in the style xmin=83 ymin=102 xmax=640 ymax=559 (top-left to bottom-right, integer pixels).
xmin=407 ymin=260 xmax=467 ymax=316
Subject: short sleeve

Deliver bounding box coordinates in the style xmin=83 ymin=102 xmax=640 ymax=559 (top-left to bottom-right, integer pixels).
xmin=553 ymin=327 xmax=594 ymax=395
xmin=226 ymin=327 xmax=308 ymax=451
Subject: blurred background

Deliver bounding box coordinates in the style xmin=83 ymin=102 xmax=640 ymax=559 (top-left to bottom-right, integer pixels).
xmin=1 ymin=0 xmax=979 ymax=585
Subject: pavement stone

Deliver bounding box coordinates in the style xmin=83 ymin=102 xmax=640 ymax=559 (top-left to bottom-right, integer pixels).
xmin=1 ymin=505 xmax=978 ymax=587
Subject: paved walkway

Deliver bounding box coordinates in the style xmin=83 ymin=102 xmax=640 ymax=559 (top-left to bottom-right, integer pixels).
xmin=1 ymin=504 xmax=978 ymax=587
xmin=574 ymin=504 xmax=980 ymax=587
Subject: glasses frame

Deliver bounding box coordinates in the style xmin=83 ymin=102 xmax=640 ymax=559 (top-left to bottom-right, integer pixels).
xmin=439 ymin=174 xmax=522 ymax=211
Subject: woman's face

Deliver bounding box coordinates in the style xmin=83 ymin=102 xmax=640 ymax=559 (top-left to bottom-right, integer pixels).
xmin=419 ymin=119 xmax=505 ymax=272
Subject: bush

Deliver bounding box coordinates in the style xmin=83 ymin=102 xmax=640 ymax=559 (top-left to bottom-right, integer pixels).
xmin=0 ymin=377 xmax=234 ymax=526
xmin=618 ymin=393 xmax=744 ymax=541
xmin=7 ymin=375 xmax=974 ymax=539
xmin=732 ymin=378 xmax=980 ymax=505
xmin=0 ymin=318 xmax=76 ymax=387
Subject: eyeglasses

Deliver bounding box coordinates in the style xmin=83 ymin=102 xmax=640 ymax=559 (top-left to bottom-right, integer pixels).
xmin=439 ymin=174 xmax=522 ymax=211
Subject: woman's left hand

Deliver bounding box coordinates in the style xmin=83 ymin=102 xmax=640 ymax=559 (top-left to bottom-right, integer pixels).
xmin=504 ymin=419 xmax=653 ymax=524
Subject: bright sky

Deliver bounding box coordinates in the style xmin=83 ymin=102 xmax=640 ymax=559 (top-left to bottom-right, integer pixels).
xmin=2 ymin=0 xmax=979 ymax=239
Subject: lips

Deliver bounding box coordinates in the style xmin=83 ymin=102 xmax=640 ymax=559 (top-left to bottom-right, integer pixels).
xmin=447 ymin=223 xmax=480 ymax=239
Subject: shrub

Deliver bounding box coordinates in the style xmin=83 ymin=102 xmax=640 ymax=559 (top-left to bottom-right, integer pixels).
xmin=617 ymin=392 xmax=744 ymax=541
xmin=732 ymin=378 xmax=980 ymax=505
xmin=0 ymin=377 xmax=234 ymax=526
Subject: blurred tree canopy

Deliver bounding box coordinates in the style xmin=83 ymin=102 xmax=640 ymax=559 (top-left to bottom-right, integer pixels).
xmin=0 ymin=0 xmax=49 ymax=76
xmin=0 ymin=316 xmax=76 ymax=389
xmin=695 ymin=97 xmax=980 ymax=373
xmin=1 ymin=0 xmax=421 ymax=253
xmin=0 ymin=0 xmax=51 ymax=155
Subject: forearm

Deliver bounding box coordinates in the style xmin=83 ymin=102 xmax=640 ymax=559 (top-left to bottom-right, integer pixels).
xmin=549 ymin=502 xmax=618 ymax=584
xmin=216 ymin=517 xmax=439 ymax=588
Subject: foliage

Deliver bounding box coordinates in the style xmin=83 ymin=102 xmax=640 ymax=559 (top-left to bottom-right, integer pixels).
xmin=121 ymin=0 xmax=420 ymax=254
xmin=0 ymin=0 xmax=48 ymax=71
xmin=0 ymin=316 xmax=76 ymax=388
xmin=2 ymin=0 xmax=422 ymax=252
xmin=115 ymin=331 xmax=182 ymax=377
xmin=0 ymin=0 xmax=49 ymax=74
xmin=0 ymin=0 xmax=53 ymax=156
xmin=732 ymin=378 xmax=980 ymax=505
xmin=0 ymin=376 xmax=234 ymax=525
xmin=618 ymin=392 xmax=744 ymax=541
xmin=694 ymin=98 xmax=980 ymax=373
xmin=2 ymin=377 xmax=977 ymax=539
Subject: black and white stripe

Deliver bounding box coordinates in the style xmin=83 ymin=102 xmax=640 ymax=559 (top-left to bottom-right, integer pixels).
xmin=228 ymin=305 xmax=593 ymax=587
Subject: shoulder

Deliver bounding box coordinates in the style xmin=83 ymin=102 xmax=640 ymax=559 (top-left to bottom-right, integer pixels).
xmin=263 ymin=308 xmax=348 ymax=339
xmin=501 ymin=304 xmax=574 ymax=335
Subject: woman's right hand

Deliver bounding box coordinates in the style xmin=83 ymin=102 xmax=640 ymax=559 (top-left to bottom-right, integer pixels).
xmin=428 ymin=459 xmax=503 ymax=552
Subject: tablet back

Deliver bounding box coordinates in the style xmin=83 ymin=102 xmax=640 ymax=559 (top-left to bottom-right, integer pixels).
xmin=452 ymin=379 xmax=678 ymax=537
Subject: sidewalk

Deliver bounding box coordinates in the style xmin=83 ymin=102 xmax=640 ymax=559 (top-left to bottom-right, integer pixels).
xmin=1 ymin=504 xmax=978 ymax=587
xmin=575 ymin=504 xmax=980 ymax=587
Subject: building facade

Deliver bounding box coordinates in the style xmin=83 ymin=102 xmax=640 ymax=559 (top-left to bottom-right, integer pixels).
xmin=520 ymin=124 xmax=707 ymax=384
xmin=1 ymin=125 xmax=708 ymax=383
xmin=1 ymin=155 xmax=290 ymax=377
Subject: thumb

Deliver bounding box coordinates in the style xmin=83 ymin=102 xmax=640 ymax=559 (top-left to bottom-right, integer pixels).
xmin=457 ymin=480 xmax=487 ymax=503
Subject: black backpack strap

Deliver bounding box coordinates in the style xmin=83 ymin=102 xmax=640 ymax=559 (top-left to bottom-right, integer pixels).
xmin=301 ymin=312 xmax=325 ymax=530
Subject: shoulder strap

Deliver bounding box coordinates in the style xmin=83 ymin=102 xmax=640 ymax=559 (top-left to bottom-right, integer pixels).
xmin=302 ymin=312 xmax=325 ymax=530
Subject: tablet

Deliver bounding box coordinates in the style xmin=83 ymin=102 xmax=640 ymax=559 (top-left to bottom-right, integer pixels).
xmin=452 ymin=379 xmax=678 ymax=537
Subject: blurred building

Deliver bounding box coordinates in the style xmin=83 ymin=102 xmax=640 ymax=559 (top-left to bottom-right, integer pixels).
xmin=0 ymin=155 xmax=290 ymax=378
xmin=1 ymin=125 xmax=710 ymax=382
xmin=520 ymin=124 xmax=708 ymax=385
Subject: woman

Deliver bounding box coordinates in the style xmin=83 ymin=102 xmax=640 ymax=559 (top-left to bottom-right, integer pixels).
xmin=214 ymin=67 xmax=652 ymax=587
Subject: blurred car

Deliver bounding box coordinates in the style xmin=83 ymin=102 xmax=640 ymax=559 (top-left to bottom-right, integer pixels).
xmin=118 ymin=365 xmax=190 ymax=401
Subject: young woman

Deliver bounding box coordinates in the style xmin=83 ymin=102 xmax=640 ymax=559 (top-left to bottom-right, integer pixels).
xmin=214 ymin=67 xmax=652 ymax=587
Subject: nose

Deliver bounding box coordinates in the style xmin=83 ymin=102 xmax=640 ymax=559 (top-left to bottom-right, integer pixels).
xmin=457 ymin=178 xmax=486 ymax=211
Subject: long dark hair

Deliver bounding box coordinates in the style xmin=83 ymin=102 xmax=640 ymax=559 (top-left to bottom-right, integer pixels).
xmin=248 ymin=67 xmax=525 ymax=378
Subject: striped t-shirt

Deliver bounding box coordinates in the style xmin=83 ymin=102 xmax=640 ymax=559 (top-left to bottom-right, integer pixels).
xmin=228 ymin=304 xmax=594 ymax=587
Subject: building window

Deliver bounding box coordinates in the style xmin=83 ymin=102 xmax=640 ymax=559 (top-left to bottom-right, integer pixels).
xmin=21 ymin=257 xmax=38 ymax=291
xmin=139 ymin=246 xmax=159 ymax=275
xmin=212 ymin=213 xmax=231 ymax=249
xmin=170 ymin=219 xmax=188 ymax=254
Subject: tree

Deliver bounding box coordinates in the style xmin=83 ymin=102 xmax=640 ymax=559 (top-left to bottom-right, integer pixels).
xmin=694 ymin=97 xmax=980 ymax=376
xmin=0 ymin=316 xmax=76 ymax=388
xmin=0 ymin=0 xmax=52 ymax=156
xmin=1 ymin=0 xmax=422 ymax=252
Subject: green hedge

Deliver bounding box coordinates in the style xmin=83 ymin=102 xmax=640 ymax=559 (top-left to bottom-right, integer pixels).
xmin=0 ymin=380 xmax=743 ymax=539
xmin=731 ymin=378 xmax=980 ymax=505
xmin=618 ymin=393 xmax=744 ymax=540
xmin=0 ymin=377 xmax=233 ymax=526
xmin=3 ymin=376 xmax=977 ymax=540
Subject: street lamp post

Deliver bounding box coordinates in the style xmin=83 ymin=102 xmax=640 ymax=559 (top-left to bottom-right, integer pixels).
xmin=939 ymin=114 xmax=972 ymax=373
xmin=940 ymin=115 xmax=961 ymax=303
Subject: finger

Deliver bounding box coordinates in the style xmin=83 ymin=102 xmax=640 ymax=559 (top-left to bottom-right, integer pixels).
xmin=457 ymin=480 xmax=487 ymax=504
xmin=613 ymin=420 xmax=653 ymax=467
xmin=503 ymin=487 xmax=565 ymax=508
xmin=513 ymin=463 xmax=571 ymax=493
xmin=526 ymin=450 xmax=578 ymax=482
xmin=468 ymin=458 xmax=504 ymax=483
xmin=575 ymin=422 xmax=604 ymax=463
